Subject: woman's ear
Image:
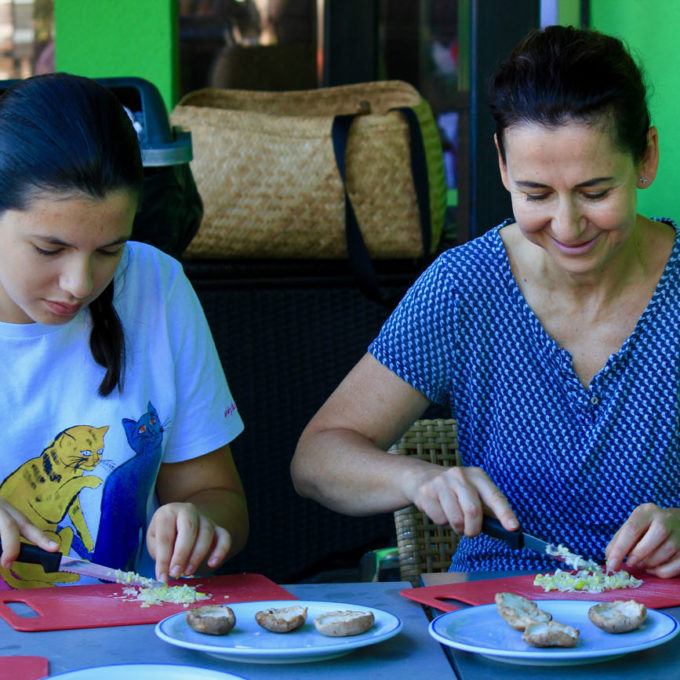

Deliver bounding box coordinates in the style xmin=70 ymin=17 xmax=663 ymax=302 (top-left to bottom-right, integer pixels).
xmin=637 ymin=126 xmax=659 ymax=189
xmin=495 ymin=133 xmax=511 ymax=191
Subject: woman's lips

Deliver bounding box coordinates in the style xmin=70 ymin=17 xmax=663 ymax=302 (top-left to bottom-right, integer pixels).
xmin=550 ymin=234 xmax=600 ymax=256
xmin=45 ymin=300 xmax=82 ymax=316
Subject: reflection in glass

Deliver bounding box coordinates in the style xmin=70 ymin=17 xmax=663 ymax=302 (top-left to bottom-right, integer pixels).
xmin=0 ymin=0 xmax=54 ymax=79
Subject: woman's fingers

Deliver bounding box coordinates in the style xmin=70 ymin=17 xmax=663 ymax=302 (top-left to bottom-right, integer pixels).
xmin=644 ymin=553 xmax=680 ymax=579
xmin=606 ymin=506 xmax=652 ymax=570
xmin=412 ymin=466 xmax=516 ymax=537
xmin=606 ymin=504 xmax=680 ymax=574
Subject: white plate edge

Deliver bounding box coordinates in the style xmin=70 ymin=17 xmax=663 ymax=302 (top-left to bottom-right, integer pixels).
xmin=428 ymin=600 xmax=679 ymax=660
xmin=155 ymin=599 xmax=403 ymax=658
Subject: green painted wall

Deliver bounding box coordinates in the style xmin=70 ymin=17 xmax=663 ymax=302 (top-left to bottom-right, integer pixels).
xmin=590 ymin=1 xmax=680 ymax=219
xmin=557 ymin=0 xmax=581 ymax=27
xmin=54 ymin=0 xmax=178 ymax=110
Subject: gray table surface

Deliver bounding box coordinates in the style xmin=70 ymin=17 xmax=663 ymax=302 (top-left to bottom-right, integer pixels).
xmin=0 ymin=581 xmax=454 ymax=679
xmin=428 ymin=572 xmax=680 ymax=680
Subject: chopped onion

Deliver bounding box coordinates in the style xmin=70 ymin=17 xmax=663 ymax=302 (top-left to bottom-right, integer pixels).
xmin=119 ymin=582 xmax=211 ymax=607
xmin=534 ymin=544 xmax=643 ymax=594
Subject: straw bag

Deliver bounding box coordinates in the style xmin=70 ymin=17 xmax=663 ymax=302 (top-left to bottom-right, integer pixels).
xmin=170 ymin=81 xmax=447 ymax=270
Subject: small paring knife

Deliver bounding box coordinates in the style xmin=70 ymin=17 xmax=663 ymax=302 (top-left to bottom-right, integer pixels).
xmin=481 ymin=515 xmax=605 ymax=566
xmin=0 ymin=540 xmax=158 ymax=586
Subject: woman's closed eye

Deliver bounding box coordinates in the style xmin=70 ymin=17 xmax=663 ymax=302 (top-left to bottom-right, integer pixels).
xmin=524 ymin=189 xmax=611 ymax=202
xmin=582 ymin=189 xmax=610 ymax=200
xmin=34 ymin=245 xmax=61 ymax=256
xmin=525 ymin=192 xmax=550 ymax=202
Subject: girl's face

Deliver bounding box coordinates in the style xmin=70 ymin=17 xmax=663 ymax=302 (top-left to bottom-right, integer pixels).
xmin=0 ymin=189 xmax=137 ymax=324
xmin=497 ymin=119 xmax=659 ymax=276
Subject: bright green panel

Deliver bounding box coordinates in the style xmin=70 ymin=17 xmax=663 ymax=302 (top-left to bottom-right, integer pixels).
xmin=54 ymin=0 xmax=178 ymax=110
xmin=557 ymin=0 xmax=581 ymax=26
xmin=591 ymin=1 xmax=680 ymax=220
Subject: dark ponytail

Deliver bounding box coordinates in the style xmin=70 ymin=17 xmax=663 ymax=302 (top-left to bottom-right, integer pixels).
xmin=89 ymin=282 xmax=125 ymax=396
xmin=0 ymin=73 xmax=144 ymax=395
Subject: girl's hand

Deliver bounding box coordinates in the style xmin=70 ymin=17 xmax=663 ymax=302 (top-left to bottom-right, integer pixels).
xmin=403 ymin=464 xmax=519 ymax=537
xmin=146 ymin=502 xmax=232 ymax=582
xmin=606 ymin=503 xmax=680 ymax=578
xmin=0 ymin=498 xmax=59 ymax=568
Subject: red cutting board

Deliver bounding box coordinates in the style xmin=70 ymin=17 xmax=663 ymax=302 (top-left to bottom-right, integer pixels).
xmin=0 ymin=656 xmax=48 ymax=680
xmin=401 ymin=571 xmax=680 ymax=612
xmin=0 ymin=573 xmax=296 ymax=632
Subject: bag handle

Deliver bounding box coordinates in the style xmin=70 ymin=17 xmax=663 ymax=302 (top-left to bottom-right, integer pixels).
xmin=331 ymin=106 xmax=432 ymax=307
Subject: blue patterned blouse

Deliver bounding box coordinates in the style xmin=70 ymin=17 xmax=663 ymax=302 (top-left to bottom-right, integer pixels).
xmin=369 ymin=218 xmax=680 ymax=572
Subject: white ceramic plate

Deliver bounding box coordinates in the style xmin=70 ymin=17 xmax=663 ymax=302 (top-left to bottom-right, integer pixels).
xmin=47 ymin=664 xmax=245 ymax=679
xmin=429 ymin=600 xmax=679 ymax=666
xmin=155 ymin=599 xmax=402 ymax=664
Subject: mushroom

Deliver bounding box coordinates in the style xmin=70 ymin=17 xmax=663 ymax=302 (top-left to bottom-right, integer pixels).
xmin=255 ymin=605 xmax=308 ymax=633
xmin=522 ymin=620 xmax=580 ymax=648
xmin=588 ymin=600 xmax=647 ymax=633
xmin=495 ymin=592 xmax=552 ymax=631
xmin=313 ymin=610 xmax=375 ymax=637
xmin=185 ymin=605 xmax=236 ymax=635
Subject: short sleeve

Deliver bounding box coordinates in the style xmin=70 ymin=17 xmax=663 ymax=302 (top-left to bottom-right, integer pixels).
xmin=369 ymin=253 xmax=459 ymax=407
xmin=160 ymin=268 xmax=244 ymax=463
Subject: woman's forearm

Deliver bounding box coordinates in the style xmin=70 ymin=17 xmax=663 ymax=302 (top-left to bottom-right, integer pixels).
xmin=291 ymin=426 xmax=434 ymax=515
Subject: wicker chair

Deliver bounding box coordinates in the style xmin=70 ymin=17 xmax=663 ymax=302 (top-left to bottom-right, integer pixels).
xmin=390 ymin=418 xmax=461 ymax=585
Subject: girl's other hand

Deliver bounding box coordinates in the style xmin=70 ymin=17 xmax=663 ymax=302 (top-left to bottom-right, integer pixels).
xmin=146 ymin=501 xmax=231 ymax=582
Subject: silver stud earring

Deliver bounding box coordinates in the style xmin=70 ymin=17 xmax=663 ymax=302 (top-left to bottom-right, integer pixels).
xmin=639 ymin=176 xmax=649 ymax=184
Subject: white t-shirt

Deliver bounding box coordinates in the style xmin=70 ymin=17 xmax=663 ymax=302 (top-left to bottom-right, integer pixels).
xmin=0 ymin=242 xmax=243 ymax=588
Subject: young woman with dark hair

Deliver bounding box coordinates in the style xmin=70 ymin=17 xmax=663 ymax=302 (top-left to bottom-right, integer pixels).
xmin=0 ymin=73 xmax=248 ymax=588
xmin=292 ymin=25 xmax=680 ymax=576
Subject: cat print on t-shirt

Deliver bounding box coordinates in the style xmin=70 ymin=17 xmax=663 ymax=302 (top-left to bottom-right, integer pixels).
xmin=0 ymin=402 xmax=164 ymax=588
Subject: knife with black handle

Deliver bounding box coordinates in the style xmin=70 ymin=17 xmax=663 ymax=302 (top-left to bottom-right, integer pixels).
xmin=481 ymin=515 xmax=555 ymax=557
xmin=0 ymin=540 xmax=159 ymax=585
xmin=481 ymin=515 xmax=604 ymax=566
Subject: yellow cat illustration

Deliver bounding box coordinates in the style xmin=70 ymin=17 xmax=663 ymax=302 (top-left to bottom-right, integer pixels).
xmin=0 ymin=424 xmax=108 ymax=588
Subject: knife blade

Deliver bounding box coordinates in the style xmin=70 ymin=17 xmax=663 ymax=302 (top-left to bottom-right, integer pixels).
xmin=481 ymin=515 xmax=605 ymax=566
xmin=0 ymin=541 xmax=159 ymax=586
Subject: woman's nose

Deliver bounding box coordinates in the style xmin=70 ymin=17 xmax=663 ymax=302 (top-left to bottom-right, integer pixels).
xmin=552 ymin=198 xmax=583 ymax=240
xmin=59 ymin=256 xmax=93 ymax=299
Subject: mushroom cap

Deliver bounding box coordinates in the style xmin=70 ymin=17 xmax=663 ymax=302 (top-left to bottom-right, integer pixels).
xmin=588 ymin=600 xmax=647 ymax=633
xmin=522 ymin=620 xmax=580 ymax=648
xmin=255 ymin=605 xmax=308 ymax=633
xmin=185 ymin=605 xmax=236 ymax=635
xmin=495 ymin=592 xmax=552 ymax=631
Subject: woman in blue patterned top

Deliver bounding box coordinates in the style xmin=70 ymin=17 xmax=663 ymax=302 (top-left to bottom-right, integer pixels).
xmin=292 ymin=25 xmax=680 ymax=576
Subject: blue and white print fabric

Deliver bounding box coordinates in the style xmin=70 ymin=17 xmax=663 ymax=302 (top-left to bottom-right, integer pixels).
xmin=369 ymin=219 xmax=680 ymax=572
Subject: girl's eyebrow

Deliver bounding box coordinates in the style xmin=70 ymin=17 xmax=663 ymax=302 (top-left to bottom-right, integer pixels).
xmin=516 ymin=177 xmax=614 ymax=189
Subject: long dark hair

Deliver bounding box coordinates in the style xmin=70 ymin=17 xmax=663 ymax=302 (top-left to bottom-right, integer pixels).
xmin=0 ymin=73 xmax=144 ymax=395
xmin=490 ymin=25 xmax=651 ymax=164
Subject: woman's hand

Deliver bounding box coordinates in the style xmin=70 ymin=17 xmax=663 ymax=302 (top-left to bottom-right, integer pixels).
xmin=404 ymin=464 xmax=519 ymax=536
xmin=605 ymin=503 xmax=680 ymax=578
xmin=146 ymin=502 xmax=231 ymax=582
xmin=0 ymin=498 xmax=59 ymax=568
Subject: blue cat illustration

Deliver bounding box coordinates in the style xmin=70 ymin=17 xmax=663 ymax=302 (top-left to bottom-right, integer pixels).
xmin=91 ymin=402 xmax=164 ymax=571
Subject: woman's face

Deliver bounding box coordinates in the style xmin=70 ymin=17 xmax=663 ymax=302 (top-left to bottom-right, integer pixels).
xmin=497 ymin=119 xmax=658 ymax=276
xmin=0 ymin=189 xmax=137 ymax=324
